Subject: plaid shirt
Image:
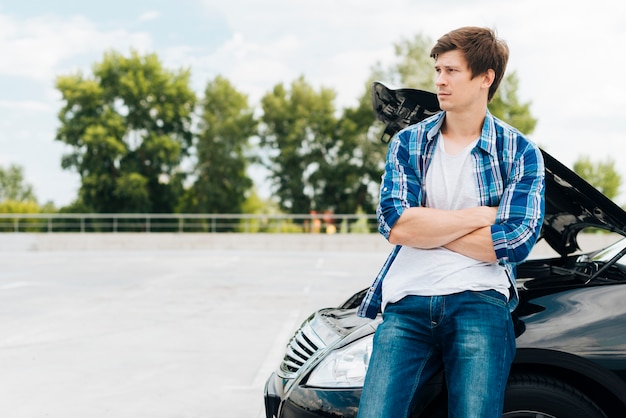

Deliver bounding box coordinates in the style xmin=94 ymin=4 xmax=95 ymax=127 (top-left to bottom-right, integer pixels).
xmin=358 ymin=110 xmax=545 ymax=319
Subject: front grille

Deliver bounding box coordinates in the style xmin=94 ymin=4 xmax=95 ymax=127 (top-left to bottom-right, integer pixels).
xmin=277 ymin=309 xmax=350 ymax=378
xmin=280 ymin=320 xmax=322 ymax=375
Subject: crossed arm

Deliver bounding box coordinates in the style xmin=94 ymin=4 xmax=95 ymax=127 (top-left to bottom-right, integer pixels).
xmin=388 ymin=206 xmax=499 ymax=263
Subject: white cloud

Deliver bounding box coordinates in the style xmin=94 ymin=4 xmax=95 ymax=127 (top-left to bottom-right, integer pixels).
xmin=0 ymin=13 xmax=153 ymax=80
xmin=138 ymin=10 xmax=160 ymax=22
xmin=161 ymin=31 xmax=305 ymax=104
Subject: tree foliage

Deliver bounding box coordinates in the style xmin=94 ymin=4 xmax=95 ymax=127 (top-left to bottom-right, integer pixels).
xmin=488 ymin=72 xmax=537 ymax=135
xmin=258 ymin=75 xmax=384 ymax=216
xmin=259 ymin=76 xmax=338 ymax=214
xmin=312 ymin=84 xmax=381 ymax=214
xmin=55 ymin=50 xmax=196 ymax=213
xmin=179 ymin=76 xmax=256 ymax=214
xmin=0 ymin=164 xmax=36 ymax=203
xmin=44 ymin=32 xmax=560 ymax=217
xmin=574 ymin=156 xmax=621 ymax=201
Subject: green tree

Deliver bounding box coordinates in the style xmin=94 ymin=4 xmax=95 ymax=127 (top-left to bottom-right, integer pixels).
xmin=488 ymin=72 xmax=537 ymax=135
xmin=574 ymin=156 xmax=621 ymax=201
xmin=258 ymin=75 xmax=383 ymax=215
xmin=180 ymin=76 xmax=256 ymax=214
xmin=55 ymin=50 xmax=196 ymax=213
xmin=235 ymin=188 xmax=283 ymax=232
xmin=0 ymin=200 xmax=41 ymax=231
xmin=0 ymin=164 xmax=36 ymax=202
xmin=259 ymin=76 xmax=338 ymax=214
xmin=312 ymin=83 xmax=382 ymax=214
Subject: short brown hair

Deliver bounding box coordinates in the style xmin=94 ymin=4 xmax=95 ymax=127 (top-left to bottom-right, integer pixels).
xmin=430 ymin=27 xmax=509 ymax=101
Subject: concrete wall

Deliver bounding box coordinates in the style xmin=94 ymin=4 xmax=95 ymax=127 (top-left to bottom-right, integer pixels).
xmin=1 ymin=232 xmax=622 ymax=255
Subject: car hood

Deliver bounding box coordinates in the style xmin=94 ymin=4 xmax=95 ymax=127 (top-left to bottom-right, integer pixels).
xmin=540 ymin=151 xmax=626 ymax=254
xmin=371 ymin=81 xmax=626 ymax=256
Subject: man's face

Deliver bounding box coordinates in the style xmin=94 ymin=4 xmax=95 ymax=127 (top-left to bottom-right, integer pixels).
xmin=434 ymin=49 xmax=487 ymax=112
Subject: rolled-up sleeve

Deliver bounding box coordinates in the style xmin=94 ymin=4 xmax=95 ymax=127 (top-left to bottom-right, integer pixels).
xmin=491 ymin=144 xmax=545 ymax=264
xmin=376 ymin=130 xmax=425 ymax=240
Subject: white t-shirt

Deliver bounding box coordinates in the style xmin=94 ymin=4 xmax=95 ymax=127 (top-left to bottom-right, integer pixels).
xmin=381 ymin=134 xmax=510 ymax=311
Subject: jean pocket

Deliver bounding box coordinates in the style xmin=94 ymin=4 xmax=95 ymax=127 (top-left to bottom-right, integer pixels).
xmin=474 ymin=289 xmax=509 ymax=308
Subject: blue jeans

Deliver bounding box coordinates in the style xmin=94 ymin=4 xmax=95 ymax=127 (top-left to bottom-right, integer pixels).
xmin=358 ymin=290 xmax=515 ymax=418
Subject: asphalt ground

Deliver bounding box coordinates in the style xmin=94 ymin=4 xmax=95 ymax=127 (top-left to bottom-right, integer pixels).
xmin=1 ymin=233 xmax=619 ymax=418
xmin=0 ymin=249 xmax=391 ymax=418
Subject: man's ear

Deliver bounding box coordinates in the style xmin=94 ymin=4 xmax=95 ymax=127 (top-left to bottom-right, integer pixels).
xmin=482 ymin=69 xmax=496 ymax=88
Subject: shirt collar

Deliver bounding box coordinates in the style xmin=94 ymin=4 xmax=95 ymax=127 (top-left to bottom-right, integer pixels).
xmin=425 ymin=110 xmax=499 ymax=158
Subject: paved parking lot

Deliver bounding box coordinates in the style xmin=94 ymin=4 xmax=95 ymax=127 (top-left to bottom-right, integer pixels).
xmin=0 ymin=247 xmax=391 ymax=418
xmin=1 ymin=233 xmax=617 ymax=417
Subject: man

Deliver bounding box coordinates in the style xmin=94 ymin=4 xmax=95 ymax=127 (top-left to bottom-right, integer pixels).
xmin=357 ymin=27 xmax=545 ymax=417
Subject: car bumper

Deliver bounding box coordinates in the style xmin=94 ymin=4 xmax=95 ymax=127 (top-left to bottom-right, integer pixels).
xmin=264 ymin=372 xmax=362 ymax=418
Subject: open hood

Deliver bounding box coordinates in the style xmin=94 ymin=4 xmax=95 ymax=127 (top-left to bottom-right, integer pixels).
xmin=371 ymin=81 xmax=441 ymax=143
xmin=371 ymin=81 xmax=626 ymax=256
xmin=540 ymin=151 xmax=626 ymax=254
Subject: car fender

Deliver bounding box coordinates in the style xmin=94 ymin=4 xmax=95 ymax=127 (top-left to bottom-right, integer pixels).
xmin=512 ymin=347 xmax=626 ymax=414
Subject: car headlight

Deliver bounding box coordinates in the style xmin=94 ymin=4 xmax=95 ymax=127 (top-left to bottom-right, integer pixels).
xmin=306 ymin=335 xmax=373 ymax=388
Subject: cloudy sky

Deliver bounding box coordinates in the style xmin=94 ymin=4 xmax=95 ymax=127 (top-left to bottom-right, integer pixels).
xmin=2 ymin=0 xmax=626 ymax=207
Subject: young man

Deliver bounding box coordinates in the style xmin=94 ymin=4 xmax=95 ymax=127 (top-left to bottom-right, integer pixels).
xmin=357 ymin=27 xmax=545 ymax=417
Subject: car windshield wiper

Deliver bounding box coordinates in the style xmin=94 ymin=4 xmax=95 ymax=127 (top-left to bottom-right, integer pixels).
xmin=551 ymin=265 xmax=592 ymax=281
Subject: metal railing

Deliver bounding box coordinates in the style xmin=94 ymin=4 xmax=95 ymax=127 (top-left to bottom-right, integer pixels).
xmin=0 ymin=213 xmax=378 ymax=234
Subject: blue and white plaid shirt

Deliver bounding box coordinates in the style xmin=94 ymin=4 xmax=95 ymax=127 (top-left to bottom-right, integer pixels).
xmin=358 ymin=110 xmax=545 ymax=319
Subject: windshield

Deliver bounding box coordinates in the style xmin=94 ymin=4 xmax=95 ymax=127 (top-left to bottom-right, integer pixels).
xmin=590 ymin=237 xmax=626 ymax=266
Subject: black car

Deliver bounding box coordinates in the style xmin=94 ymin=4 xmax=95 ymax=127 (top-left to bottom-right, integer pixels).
xmin=264 ymin=83 xmax=626 ymax=418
